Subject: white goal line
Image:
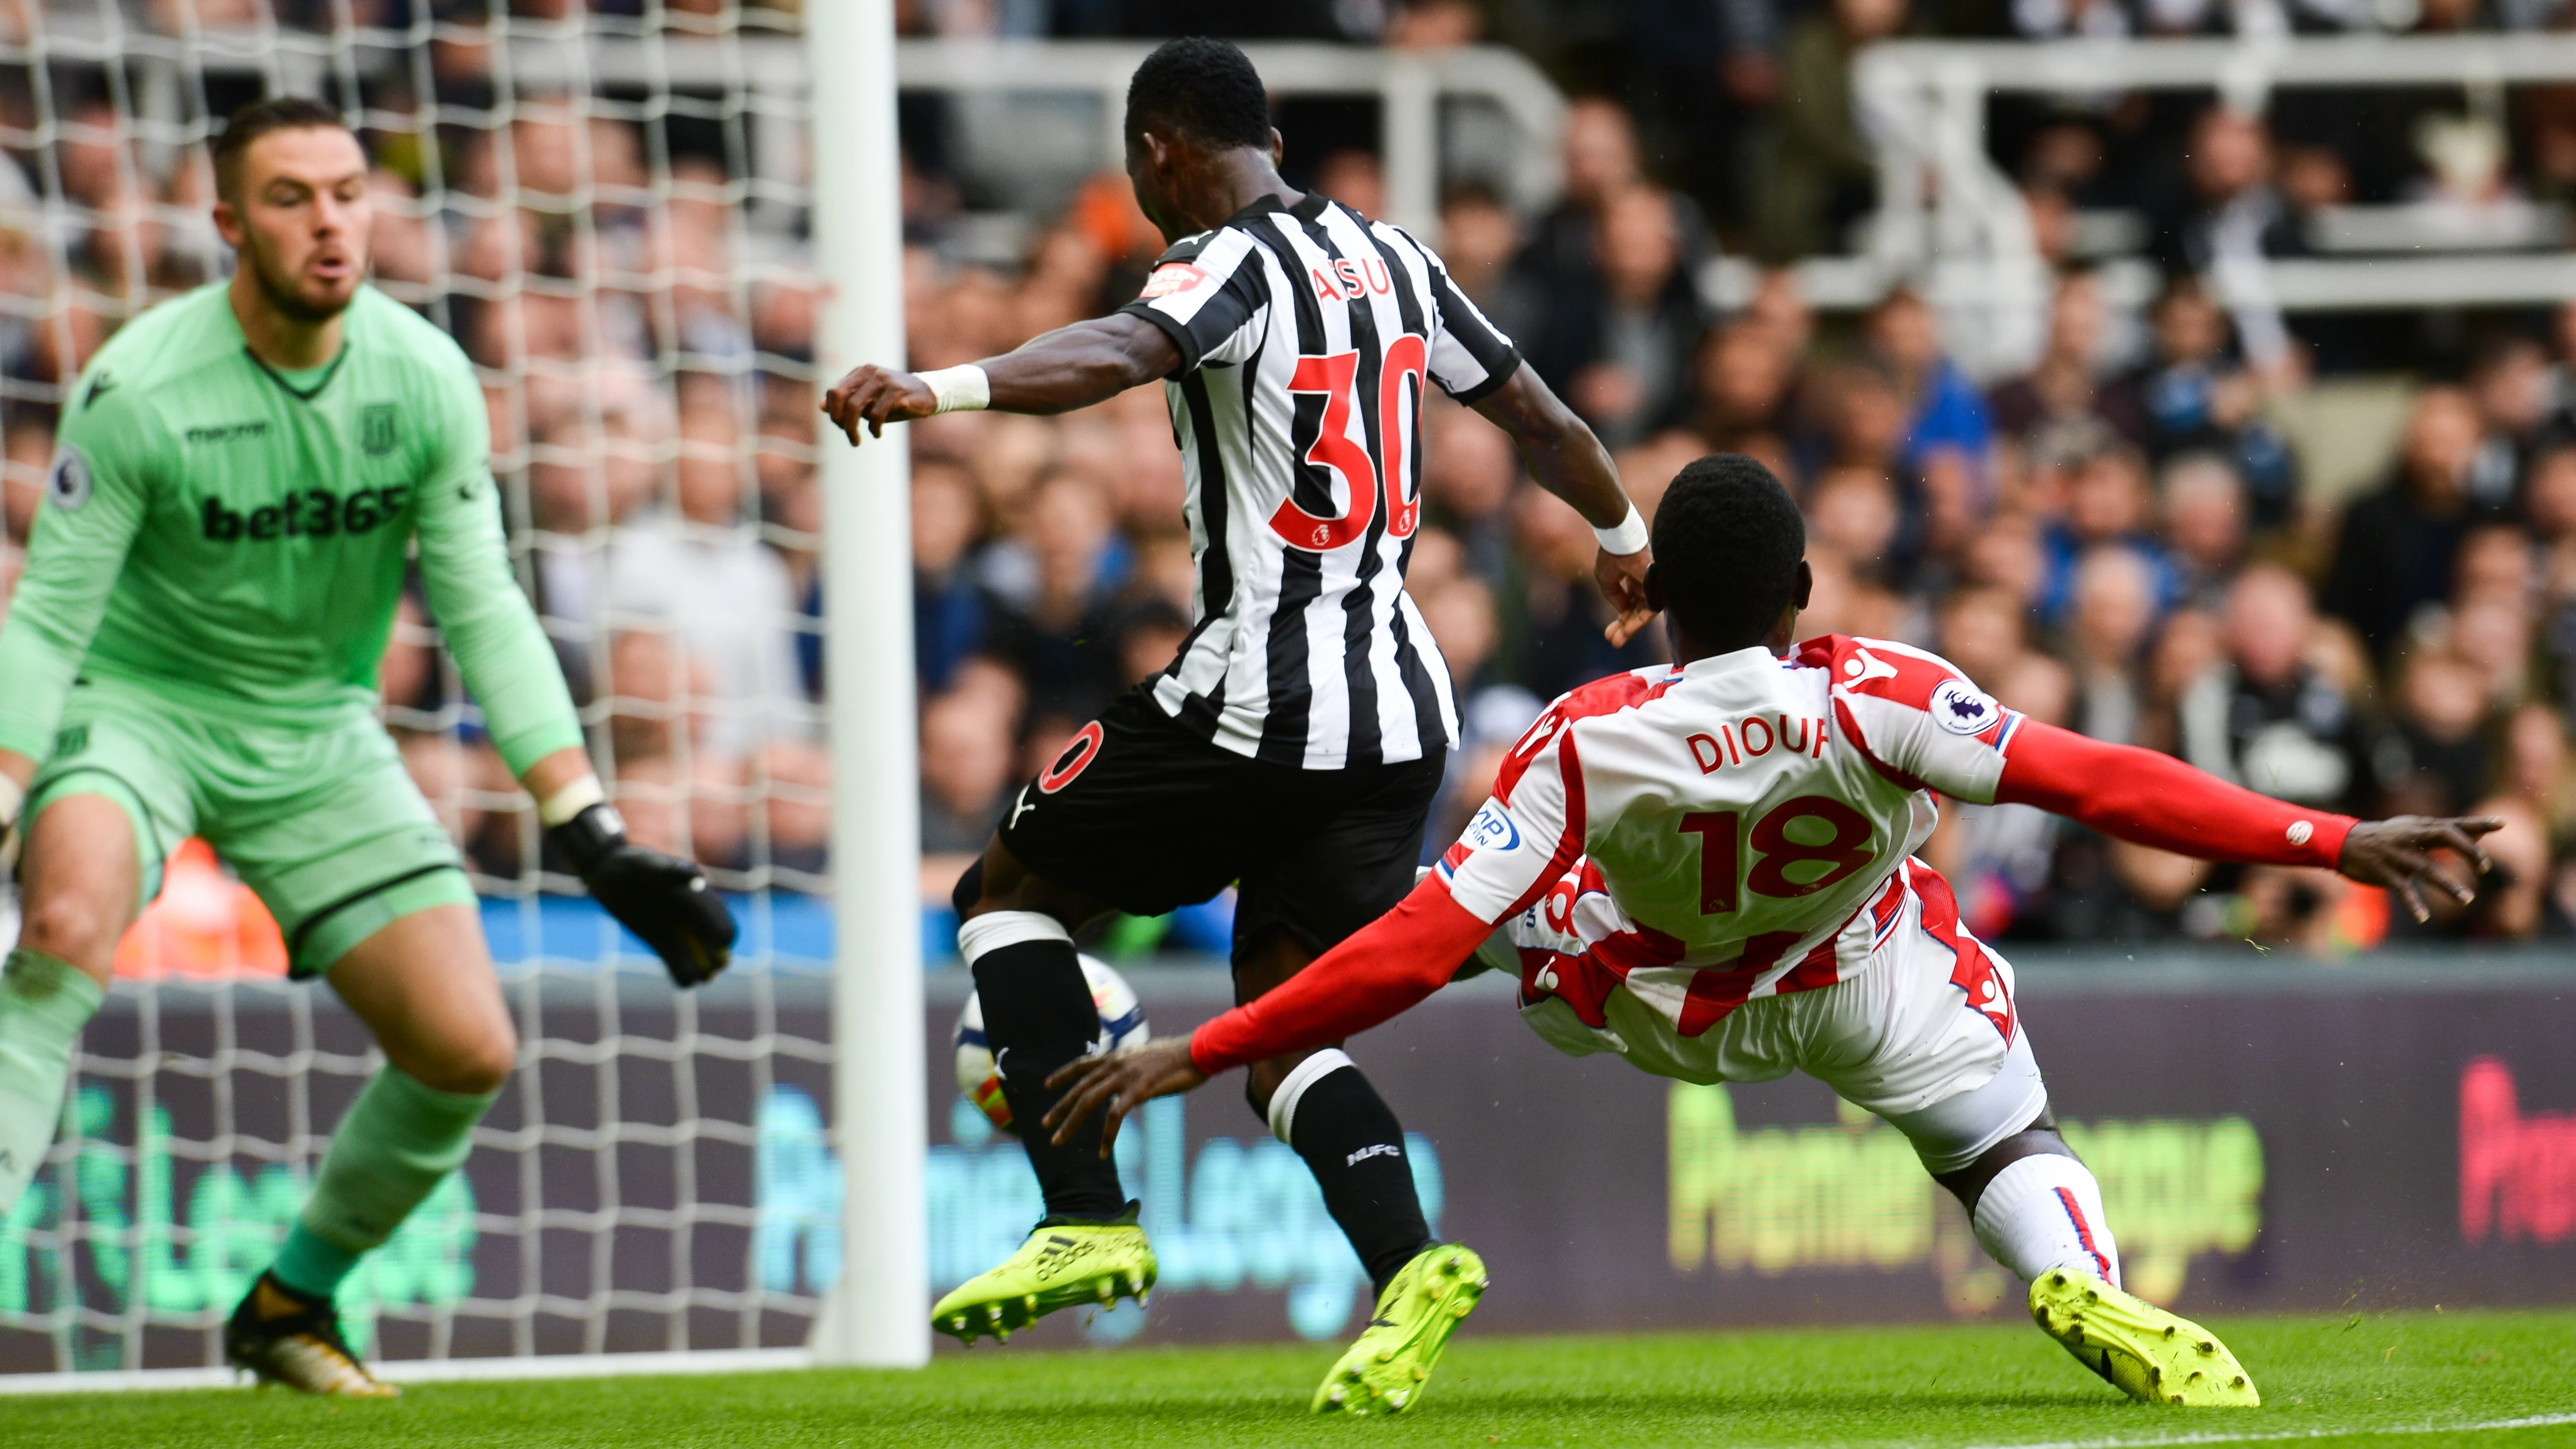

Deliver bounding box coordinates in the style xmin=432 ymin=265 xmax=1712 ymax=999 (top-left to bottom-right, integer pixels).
xmin=0 ymin=1347 xmax=815 ymax=1397
xmin=0 ymin=1360 xmax=2567 ymax=1439
xmin=1959 ymin=1410 xmax=2576 ymax=1449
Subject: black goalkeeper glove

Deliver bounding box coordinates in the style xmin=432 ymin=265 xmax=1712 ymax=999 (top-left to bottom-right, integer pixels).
xmin=548 ymin=803 xmax=736 ymax=987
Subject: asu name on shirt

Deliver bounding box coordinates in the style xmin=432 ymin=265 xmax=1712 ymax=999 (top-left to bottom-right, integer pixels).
xmin=1306 ymin=254 xmax=1400 ymax=303
xmin=1115 ymin=191 xmax=1523 ymax=772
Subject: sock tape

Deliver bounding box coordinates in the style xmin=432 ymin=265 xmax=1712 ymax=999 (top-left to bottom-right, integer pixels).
xmin=1265 ymin=1047 xmax=1356 ymax=1146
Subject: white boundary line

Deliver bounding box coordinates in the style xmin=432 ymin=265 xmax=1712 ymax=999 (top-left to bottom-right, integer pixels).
xmin=1958 ymin=1412 xmax=2576 ymax=1449
xmin=0 ymin=1358 xmax=2564 ymax=1446
xmin=0 ymin=1348 xmax=814 ymax=1396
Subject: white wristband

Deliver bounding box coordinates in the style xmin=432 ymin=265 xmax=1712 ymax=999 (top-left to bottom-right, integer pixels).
xmin=1593 ymin=503 xmax=1650 ymax=555
xmin=0 ymin=773 xmax=21 ymax=830
xmin=538 ymin=774 xmax=606 ymax=828
xmin=919 ymin=364 xmax=990 ymax=415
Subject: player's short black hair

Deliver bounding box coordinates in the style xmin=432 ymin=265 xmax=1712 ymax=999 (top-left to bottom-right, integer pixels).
xmin=1651 ymin=454 xmax=1806 ymax=646
xmin=213 ymin=95 xmax=350 ymax=200
xmin=1124 ymin=37 xmax=1273 ymax=152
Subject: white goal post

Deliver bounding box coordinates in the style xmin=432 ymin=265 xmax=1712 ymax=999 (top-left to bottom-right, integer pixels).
xmin=0 ymin=0 xmax=924 ymax=1382
xmin=805 ymin=0 xmax=927 ymax=1372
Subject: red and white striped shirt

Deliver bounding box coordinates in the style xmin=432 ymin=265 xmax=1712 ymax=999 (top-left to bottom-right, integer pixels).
xmin=1432 ymin=636 xmax=2017 ymax=1032
xmin=1190 ymin=634 xmax=2359 ymax=1076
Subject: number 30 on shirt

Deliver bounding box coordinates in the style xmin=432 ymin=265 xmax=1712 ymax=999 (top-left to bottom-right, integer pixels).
xmin=1271 ymin=340 xmax=1428 ymax=551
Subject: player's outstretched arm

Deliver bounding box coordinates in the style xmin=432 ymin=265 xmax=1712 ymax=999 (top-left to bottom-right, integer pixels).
xmin=1041 ymin=1037 xmax=1209 ymax=1154
xmin=1470 ymin=363 xmax=1655 ymax=646
xmin=1992 ymin=720 xmax=2499 ymax=922
xmin=820 ymin=314 xmax=1183 ymax=446
xmin=0 ymin=389 xmax=157 ymax=867
xmin=411 ymin=553 xmax=737 ymax=987
xmin=410 ymin=359 xmax=735 ymax=984
xmin=1045 ymin=876 xmax=1491 ymax=1154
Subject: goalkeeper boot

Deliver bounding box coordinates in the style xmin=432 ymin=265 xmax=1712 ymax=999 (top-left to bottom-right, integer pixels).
xmin=930 ymin=1202 xmax=1155 ymax=1346
xmin=2029 ymin=1268 xmax=2259 ymax=1407
xmin=1311 ymin=1243 xmax=1487 ymax=1416
xmin=223 ymin=1272 xmax=397 ymax=1398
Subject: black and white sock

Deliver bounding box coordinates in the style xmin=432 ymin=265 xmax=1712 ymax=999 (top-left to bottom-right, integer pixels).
xmin=960 ymin=911 xmax=1127 ymax=1223
xmin=1268 ymin=1048 xmax=1434 ymax=1299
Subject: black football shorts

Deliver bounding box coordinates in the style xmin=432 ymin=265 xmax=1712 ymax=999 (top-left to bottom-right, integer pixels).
xmin=997 ymin=686 xmax=1445 ymax=964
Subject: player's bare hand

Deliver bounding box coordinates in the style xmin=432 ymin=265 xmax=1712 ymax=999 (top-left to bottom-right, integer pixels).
xmin=820 ymin=364 xmax=935 ymax=446
xmin=1596 ymin=545 xmax=1656 ymax=647
xmin=2337 ymin=815 xmax=2502 ymax=922
xmin=1043 ymin=1037 xmax=1209 ymax=1157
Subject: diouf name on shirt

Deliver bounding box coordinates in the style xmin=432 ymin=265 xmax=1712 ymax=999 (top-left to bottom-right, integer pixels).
xmin=1687 ymin=714 xmax=1830 ymax=772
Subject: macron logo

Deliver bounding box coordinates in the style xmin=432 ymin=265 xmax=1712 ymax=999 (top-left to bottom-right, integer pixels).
xmin=1841 ymin=649 xmax=1900 ymax=687
xmin=1347 ymin=1143 xmax=1403 ymax=1167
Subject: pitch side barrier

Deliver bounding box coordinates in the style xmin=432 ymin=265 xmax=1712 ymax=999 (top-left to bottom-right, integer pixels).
xmin=0 ymin=948 xmax=2569 ymax=1382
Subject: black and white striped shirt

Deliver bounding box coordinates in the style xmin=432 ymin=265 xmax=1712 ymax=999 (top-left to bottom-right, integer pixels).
xmin=1117 ymin=193 xmax=1522 ymax=770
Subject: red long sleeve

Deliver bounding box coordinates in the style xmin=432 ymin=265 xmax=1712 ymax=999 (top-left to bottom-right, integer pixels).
xmin=1993 ymin=720 xmax=2355 ymax=869
xmin=1189 ymin=877 xmax=1494 ymax=1077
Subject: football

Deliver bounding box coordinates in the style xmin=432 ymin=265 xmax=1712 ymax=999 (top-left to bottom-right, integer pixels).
xmin=952 ymin=954 xmax=1148 ymax=1134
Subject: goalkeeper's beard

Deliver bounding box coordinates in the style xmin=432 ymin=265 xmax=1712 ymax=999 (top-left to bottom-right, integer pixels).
xmin=240 ymin=231 xmax=359 ymax=327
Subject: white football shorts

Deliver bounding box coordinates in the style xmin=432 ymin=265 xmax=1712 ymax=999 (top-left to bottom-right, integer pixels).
xmin=1509 ymin=868 xmax=2049 ymax=1175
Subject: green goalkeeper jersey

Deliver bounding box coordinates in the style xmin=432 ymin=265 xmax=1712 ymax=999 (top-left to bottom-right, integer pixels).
xmin=0 ymin=282 xmax=581 ymax=777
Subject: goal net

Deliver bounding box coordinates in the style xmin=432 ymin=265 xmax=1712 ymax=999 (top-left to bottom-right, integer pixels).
xmin=0 ymin=0 xmax=848 ymax=1375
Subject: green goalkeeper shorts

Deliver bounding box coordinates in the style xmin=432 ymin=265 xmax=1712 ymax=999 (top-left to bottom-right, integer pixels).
xmin=25 ymin=679 xmax=475 ymax=978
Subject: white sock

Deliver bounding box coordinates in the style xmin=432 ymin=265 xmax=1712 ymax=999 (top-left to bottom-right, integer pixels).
xmin=1972 ymin=1153 xmax=2121 ymax=1288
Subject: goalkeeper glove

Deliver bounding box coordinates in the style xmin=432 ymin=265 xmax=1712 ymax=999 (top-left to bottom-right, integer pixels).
xmin=548 ymin=803 xmax=736 ymax=987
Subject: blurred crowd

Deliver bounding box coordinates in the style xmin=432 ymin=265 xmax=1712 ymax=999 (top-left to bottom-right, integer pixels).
xmin=2 ymin=2 xmax=2575 ymax=955
xmin=912 ymin=0 xmax=2576 ymax=307
xmin=897 ymin=93 xmax=2576 ymax=951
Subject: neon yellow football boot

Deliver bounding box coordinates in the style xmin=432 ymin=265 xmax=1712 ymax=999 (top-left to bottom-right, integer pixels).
xmin=2029 ymin=1268 xmax=2260 ymax=1407
xmin=930 ymin=1205 xmax=1156 ymax=1346
xmin=1311 ymin=1243 xmax=1488 ymax=1415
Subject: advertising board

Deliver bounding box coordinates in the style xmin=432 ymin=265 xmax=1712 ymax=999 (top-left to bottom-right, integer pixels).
xmin=4 ymin=955 xmax=2571 ymax=1371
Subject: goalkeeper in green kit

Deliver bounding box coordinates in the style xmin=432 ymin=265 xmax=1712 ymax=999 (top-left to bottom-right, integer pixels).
xmin=0 ymin=98 xmax=735 ymax=1394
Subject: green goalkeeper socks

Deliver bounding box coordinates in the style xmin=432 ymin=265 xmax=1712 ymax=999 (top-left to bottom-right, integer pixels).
xmin=271 ymin=1222 xmax=363 ymax=1299
xmin=0 ymin=949 xmax=105 ymax=1217
xmin=271 ymin=1065 xmax=498 ymax=1299
xmin=5 ymin=954 xmax=502 ymax=1298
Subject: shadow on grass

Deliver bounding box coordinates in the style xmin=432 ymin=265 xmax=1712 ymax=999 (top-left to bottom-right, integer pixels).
xmin=835 ymin=1388 xmax=2128 ymax=1430
xmin=1460 ymin=1387 xmax=2122 ymax=1411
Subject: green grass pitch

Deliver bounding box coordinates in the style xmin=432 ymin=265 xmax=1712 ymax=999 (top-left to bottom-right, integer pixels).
xmin=15 ymin=1308 xmax=2574 ymax=1448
